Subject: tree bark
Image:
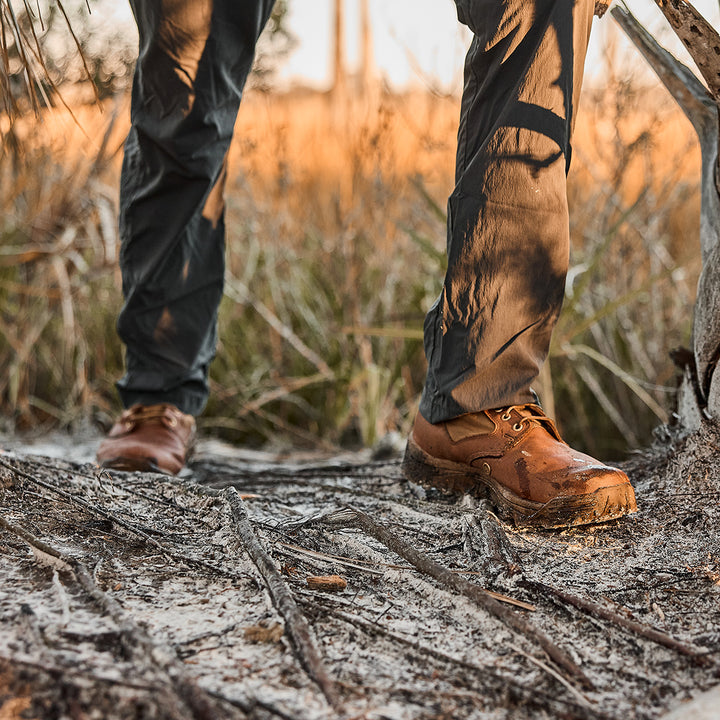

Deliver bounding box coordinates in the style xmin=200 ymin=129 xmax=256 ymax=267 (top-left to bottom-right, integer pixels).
xmin=612 ymin=1 xmax=720 ymax=431
xmin=332 ymin=0 xmax=346 ymax=100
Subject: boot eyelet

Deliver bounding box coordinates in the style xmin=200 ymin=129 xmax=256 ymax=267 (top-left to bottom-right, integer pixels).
xmin=481 ymin=462 xmax=491 ymax=476
xmin=513 ymin=423 xmax=523 ymax=431
xmin=168 ymin=416 xmax=178 ymax=427
xmin=501 ymin=412 xmax=511 ymax=421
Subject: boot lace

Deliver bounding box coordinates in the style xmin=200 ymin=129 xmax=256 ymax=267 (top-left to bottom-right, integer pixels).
xmin=120 ymin=404 xmax=181 ymax=430
xmin=493 ymin=404 xmax=560 ymax=438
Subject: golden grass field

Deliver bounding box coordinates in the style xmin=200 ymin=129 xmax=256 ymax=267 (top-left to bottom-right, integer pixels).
xmin=0 ymin=81 xmax=704 ymax=456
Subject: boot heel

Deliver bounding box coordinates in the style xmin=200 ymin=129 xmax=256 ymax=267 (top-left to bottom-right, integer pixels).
xmin=402 ymin=438 xmax=442 ymax=487
xmin=402 ymin=438 xmax=477 ymax=495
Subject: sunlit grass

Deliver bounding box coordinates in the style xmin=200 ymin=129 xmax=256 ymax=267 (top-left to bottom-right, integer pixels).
xmin=0 ymin=83 xmax=701 ymax=457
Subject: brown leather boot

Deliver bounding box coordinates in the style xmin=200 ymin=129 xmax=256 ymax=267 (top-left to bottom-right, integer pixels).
xmin=403 ymin=404 xmax=637 ymax=529
xmin=96 ymin=404 xmax=196 ymax=475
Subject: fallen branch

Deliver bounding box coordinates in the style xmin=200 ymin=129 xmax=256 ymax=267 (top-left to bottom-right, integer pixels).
xmin=525 ymin=580 xmax=708 ymax=660
xmin=275 ymin=541 xmax=387 ymax=576
xmin=0 ymin=456 xmax=240 ymax=580
xmin=457 ymin=499 xmax=706 ymax=660
xmin=462 ymin=501 xmax=521 ymax=577
xmin=223 ymin=487 xmax=341 ymax=710
xmin=0 ymin=456 xmax=166 ymax=546
xmin=322 ymin=506 xmax=591 ymax=689
xmin=281 ymin=510 xmax=533 ymax=609
xmin=298 ymin=596 xmax=610 ymax=720
xmin=0 ymin=514 xmax=232 ymax=720
xmin=3 ymin=454 xmax=199 ymax=514
xmin=0 ymin=654 xmax=160 ymax=692
xmin=509 ymin=643 xmax=593 ymax=709
xmin=455 ymin=500 xmax=707 ymax=661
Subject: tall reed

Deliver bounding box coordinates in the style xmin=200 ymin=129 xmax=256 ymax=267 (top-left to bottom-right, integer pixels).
xmin=0 ymin=81 xmax=701 ymax=458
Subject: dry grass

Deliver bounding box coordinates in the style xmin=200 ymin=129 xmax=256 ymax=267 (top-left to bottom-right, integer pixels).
xmin=0 ymin=81 xmax=702 ymax=457
xmin=0 ymin=102 xmax=125 ymax=430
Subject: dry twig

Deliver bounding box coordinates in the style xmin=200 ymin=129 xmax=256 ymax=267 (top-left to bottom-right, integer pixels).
xmin=0 ymin=0 xmax=99 ymax=121
xmin=525 ymin=580 xmax=708 ymax=660
xmin=322 ymin=506 xmax=592 ymax=688
xmin=462 ymin=500 xmax=521 ymax=576
xmin=223 ymin=486 xmax=341 ymax=710
xmin=0 ymin=514 xmax=234 ymax=720
xmin=509 ymin=643 xmax=593 ymax=709
xmin=298 ymin=596 xmax=610 ymax=720
xmin=0 ymin=456 xmax=241 ymax=579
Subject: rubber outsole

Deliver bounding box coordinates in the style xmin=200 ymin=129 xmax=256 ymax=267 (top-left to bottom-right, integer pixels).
xmin=100 ymin=457 xmax=167 ymax=474
xmin=402 ymin=438 xmax=637 ymax=529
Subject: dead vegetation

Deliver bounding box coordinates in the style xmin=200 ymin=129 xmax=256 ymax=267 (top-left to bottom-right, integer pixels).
xmin=1 ymin=3 xmax=720 ymax=716
xmin=0 ymin=429 xmax=719 ymax=719
xmin=0 ymin=81 xmax=705 ymax=459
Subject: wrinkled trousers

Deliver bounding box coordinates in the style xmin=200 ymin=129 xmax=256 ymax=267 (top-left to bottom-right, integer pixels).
xmin=117 ymin=0 xmax=594 ymax=421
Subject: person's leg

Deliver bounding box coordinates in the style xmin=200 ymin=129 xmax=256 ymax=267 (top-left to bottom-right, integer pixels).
xmin=422 ymin=0 xmax=593 ymax=421
xmin=116 ymin=0 xmax=275 ymax=417
xmin=406 ymin=0 xmax=637 ymax=527
xmin=98 ymin=0 xmax=274 ymax=474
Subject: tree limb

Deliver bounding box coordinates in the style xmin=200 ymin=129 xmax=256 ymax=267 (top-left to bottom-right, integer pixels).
xmin=0 ymin=513 xmax=233 ymax=720
xmin=223 ymin=487 xmax=341 ymax=711
xmin=322 ymin=505 xmax=592 ymax=689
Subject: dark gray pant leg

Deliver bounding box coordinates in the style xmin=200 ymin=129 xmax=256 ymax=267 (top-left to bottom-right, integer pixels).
xmin=420 ymin=0 xmax=595 ymax=423
xmin=117 ymin=0 xmax=275 ymax=416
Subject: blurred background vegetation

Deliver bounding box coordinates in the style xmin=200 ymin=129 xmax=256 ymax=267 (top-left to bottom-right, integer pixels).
xmin=0 ymin=0 xmax=709 ymax=458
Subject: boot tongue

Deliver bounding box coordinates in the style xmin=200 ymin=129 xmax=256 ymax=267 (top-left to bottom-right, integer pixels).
xmin=446 ymin=413 xmax=495 ymax=442
xmin=125 ymin=404 xmax=177 ymax=427
xmin=518 ymin=404 xmax=563 ymax=442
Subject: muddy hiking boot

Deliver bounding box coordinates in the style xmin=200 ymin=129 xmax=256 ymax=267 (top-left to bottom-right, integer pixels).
xmin=403 ymin=404 xmax=637 ymax=529
xmin=96 ymin=403 xmax=196 ymax=475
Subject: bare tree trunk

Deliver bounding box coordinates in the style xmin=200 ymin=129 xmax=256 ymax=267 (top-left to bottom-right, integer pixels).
xmin=332 ymin=0 xmax=347 ymax=102
xmin=612 ymin=0 xmax=720 ymax=435
xmin=359 ymin=0 xmax=375 ymax=98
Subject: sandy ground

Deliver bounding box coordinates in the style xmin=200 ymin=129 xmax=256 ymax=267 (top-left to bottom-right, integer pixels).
xmin=0 ymin=429 xmax=719 ymax=719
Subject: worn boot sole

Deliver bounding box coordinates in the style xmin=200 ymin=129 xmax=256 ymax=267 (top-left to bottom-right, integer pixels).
xmin=99 ymin=456 xmax=167 ymax=474
xmin=98 ymin=431 xmax=196 ymax=476
xmin=402 ymin=438 xmax=637 ymax=529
